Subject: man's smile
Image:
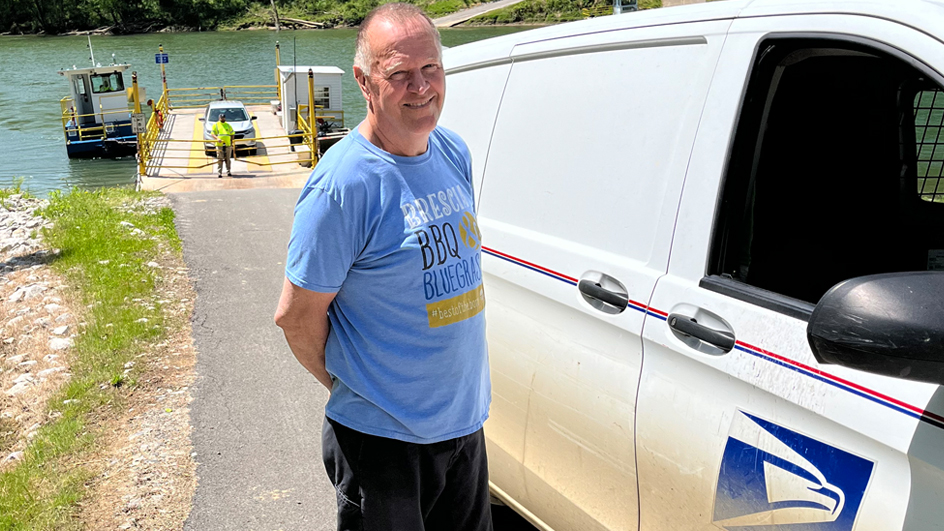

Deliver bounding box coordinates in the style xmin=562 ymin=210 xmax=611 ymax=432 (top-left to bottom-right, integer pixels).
xmin=404 ymin=96 xmax=435 ymax=109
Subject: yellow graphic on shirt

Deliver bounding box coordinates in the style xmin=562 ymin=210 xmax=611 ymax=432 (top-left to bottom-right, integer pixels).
xmin=427 ymin=285 xmax=485 ymax=328
xmin=459 ymin=211 xmax=481 ymax=250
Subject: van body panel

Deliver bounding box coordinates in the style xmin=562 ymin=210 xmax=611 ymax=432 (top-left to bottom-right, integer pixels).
xmin=444 ymin=18 xmax=730 ymax=531
xmin=438 ymin=63 xmax=512 ymax=203
xmin=439 ymin=2 xmax=944 ymax=530
xmin=640 ymin=13 xmax=944 ymax=531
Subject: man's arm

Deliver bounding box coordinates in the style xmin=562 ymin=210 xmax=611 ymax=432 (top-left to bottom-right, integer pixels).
xmin=274 ymin=277 xmax=337 ymax=390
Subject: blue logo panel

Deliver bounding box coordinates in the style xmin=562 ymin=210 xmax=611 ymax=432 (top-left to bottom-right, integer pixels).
xmin=713 ymin=412 xmax=874 ymax=530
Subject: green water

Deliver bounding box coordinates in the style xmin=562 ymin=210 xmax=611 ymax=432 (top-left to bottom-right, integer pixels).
xmin=0 ymin=27 xmax=530 ymax=196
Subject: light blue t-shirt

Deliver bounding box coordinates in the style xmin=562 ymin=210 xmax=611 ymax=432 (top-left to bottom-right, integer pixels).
xmin=286 ymin=126 xmax=490 ymax=444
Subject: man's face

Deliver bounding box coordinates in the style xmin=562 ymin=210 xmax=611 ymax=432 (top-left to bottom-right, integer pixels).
xmin=357 ymin=17 xmax=445 ymax=145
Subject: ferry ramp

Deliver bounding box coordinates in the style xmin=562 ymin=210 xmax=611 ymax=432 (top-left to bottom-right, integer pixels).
xmin=136 ymin=84 xmax=334 ymax=193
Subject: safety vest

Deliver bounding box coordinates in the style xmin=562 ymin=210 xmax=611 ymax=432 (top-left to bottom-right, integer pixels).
xmin=212 ymin=121 xmax=235 ymax=146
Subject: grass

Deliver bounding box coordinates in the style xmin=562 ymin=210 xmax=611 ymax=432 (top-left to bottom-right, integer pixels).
xmin=0 ymin=188 xmax=181 ymax=530
xmin=467 ymin=0 xmax=661 ymax=24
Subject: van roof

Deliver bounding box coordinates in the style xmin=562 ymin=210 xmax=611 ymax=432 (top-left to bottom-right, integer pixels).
xmin=443 ymin=0 xmax=944 ymax=73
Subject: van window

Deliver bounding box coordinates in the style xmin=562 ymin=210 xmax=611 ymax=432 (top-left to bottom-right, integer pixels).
xmin=915 ymin=89 xmax=944 ymax=202
xmin=708 ymin=38 xmax=944 ymax=315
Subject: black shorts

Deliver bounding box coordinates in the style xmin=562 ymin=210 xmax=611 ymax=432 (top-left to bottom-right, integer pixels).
xmin=322 ymin=417 xmax=493 ymax=531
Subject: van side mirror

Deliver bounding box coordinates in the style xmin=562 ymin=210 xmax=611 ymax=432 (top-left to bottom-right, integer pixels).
xmin=251 ymin=116 xmax=258 ymax=120
xmin=198 ymin=117 xmax=205 ymax=122
xmin=807 ymin=272 xmax=944 ymax=384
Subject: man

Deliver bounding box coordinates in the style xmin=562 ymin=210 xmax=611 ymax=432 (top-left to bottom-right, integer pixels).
xmin=211 ymin=113 xmax=234 ymax=177
xmin=274 ymin=3 xmax=491 ymax=530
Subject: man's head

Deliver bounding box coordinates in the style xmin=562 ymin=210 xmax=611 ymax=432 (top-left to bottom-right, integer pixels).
xmin=353 ymin=3 xmax=445 ymax=156
xmin=219 ymin=114 xmax=226 ymax=123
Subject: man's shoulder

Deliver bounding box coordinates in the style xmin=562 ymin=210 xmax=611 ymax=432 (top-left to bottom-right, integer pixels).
xmin=302 ymin=131 xmax=388 ymax=196
xmin=431 ymin=126 xmax=470 ymax=158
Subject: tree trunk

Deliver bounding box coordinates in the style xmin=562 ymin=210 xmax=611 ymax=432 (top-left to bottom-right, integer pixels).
xmin=270 ymin=0 xmax=280 ymax=31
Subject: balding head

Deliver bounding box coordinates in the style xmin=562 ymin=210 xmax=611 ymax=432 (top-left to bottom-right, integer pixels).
xmin=354 ymin=3 xmax=441 ymax=77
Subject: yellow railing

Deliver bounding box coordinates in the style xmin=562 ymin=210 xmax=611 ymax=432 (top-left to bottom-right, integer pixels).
xmin=59 ymin=96 xmax=137 ymax=142
xmin=137 ymin=87 xmax=316 ymax=175
xmin=164 ymin=85 xmax=278 ymax=109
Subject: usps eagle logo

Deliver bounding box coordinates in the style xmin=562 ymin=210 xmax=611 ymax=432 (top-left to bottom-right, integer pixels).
xmin=712 ymin=411 xmax=874 ymax=530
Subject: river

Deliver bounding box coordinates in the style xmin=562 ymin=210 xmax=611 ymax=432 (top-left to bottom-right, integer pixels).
xmin=0 ymin=26 xmax=530 ymax=196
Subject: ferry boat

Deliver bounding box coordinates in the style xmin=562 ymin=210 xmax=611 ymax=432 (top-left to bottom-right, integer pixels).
xmin=58 ymin=60 xmax=145 ymax=158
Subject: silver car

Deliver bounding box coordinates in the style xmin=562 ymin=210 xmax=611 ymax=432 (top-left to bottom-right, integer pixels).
xmin=201 ymin=100 xmax=257 ymax=155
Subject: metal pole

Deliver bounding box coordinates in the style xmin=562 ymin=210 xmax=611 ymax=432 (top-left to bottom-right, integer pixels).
xmin=308 ymin=68 xmax=317 ymax=166
xmin=133 ymin=71 xmax=145 ymax=177
xmin=159 ymin=43 xmax=168 ymax=98
xmin=275 ymin=42 xmax=282 ymax=106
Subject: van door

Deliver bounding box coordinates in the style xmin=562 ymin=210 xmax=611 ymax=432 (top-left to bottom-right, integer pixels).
xmin=476 ymin=20 xmax=729 ymax=531
xmin=638 ymin=14 xmax=944 ymax=531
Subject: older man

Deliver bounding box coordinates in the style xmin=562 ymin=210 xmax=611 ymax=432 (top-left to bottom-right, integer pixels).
xmin=274 ymin=3 xmax=492 ymax=530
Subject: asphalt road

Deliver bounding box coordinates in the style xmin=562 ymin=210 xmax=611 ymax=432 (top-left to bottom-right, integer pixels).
xmin=172 ymin=187 xmax=536 ymax=531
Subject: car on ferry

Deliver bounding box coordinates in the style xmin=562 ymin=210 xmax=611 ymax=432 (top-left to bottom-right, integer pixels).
xmin=439 ymin=0 xmax=944 ymax=530
xmin=200 ymin=100 xmax=258 ymax=155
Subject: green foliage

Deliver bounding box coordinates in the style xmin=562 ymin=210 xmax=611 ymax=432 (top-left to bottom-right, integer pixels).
xmin=0 ymin=188 xmax=181 ymax=529
xmin=469 ymin=0 xmax=661 ymax=25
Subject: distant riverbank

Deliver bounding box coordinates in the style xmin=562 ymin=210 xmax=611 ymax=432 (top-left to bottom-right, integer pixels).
xmin=0 ymin=0 xmax=652 ymax=37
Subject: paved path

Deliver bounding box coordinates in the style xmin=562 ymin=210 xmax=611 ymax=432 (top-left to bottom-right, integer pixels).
xmin=432 ymin=0 xmax=529 ymax=27
xmin=172 ymin=187 xmax=538 ymax=530
xmin=173 ymin=188 xmax=336 ymax=531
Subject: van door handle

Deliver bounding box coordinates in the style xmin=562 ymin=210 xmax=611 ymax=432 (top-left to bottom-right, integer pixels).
xmin=578 ymin=279 xmax=628 ymax=310
xmin=668 ymin=313 xmax=736 ymax=352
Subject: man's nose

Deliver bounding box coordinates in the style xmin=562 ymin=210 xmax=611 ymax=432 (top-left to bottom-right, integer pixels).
xmin=407 ymin=69 xmax=430 ymax=93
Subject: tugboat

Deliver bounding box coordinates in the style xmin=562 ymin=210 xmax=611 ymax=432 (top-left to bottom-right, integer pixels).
xmin=57 ymin=39 xmax=145 ymax=158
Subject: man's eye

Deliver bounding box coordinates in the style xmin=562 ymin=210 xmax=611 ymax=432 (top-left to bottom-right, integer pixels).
xmin=389 ymin=71 xmax=408 ymax=81
xmin=423 ymin=64 xmax=440 ymax=71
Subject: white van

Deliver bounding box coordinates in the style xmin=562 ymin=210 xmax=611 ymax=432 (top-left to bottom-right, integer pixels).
xmin=438 ymin=1 xmax=944 ymax=530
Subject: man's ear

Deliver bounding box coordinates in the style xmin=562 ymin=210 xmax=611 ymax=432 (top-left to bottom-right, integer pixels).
xmin=353 ymin=66 xmax=371 ymax=100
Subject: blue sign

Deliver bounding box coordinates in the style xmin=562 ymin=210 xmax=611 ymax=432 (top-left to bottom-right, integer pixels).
xmin=155 ymin=53 xmax=169 ymax=64
xmin=713 ymin=412 xmax=874 ymax=530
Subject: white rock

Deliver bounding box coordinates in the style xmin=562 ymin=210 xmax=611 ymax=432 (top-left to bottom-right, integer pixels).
xmin=13 ymin=373 xmax=33 ymax=384
xmin=42 ymin=354 xmax=59 ymax=362
xmin=48 ymin=338 xmax=73 ymax=350
xmin=5 ymin=382 xmax=30 ymax=395
xmin=98 ymin=260 xmax=110 ymax=265
xmin=52 ymin=325 xmax=68 ymax=336
xmin=6 ymin=316 xmax=23 ymax=327
xmin=44 ymin=304 xmax=62 ymax=314
xmin=55 ymin=313 xmax=71 ymax=323
xmin=33 ymin=317 xmax=50 ymax=327
xmin=135 ymin=318 xmax=148 ymax=324
xmin=3 ymin=451 xmax=23 ymax=462
xmin=5 ymin=354 xmax=25 ymax=364
xmin=120 ymin=221 xmax=135 ymax=228
xmin=17 ymin=360 xmax=36 ymax=368
xmin=3 ymin=337 xmax=15 ymax=344
xmin=7 ymin=290 xmax=24 ymax=303
xmin=130 ymin=228 xmax=144 ymax=236
xmin=38 ymin=367 xmax=64 ymax=377
xmin=146 ymin=262 xmax=161 ymax=269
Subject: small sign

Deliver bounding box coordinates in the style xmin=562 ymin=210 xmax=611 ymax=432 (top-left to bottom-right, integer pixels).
xmin=131 ymin=113 xmax=147 ymax=133
xmin=154 ymin=53 xmax=169 ymax=64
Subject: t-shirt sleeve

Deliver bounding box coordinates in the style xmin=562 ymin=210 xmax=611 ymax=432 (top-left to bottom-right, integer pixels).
xmin=285 ymin=186 xmax=361 ymax=293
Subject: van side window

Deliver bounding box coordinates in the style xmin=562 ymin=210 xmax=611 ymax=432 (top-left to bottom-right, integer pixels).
xmin=706 ymin=38 xmax=944 ymax=318
xmin=916 ymin=89 xmax=944 ymax=202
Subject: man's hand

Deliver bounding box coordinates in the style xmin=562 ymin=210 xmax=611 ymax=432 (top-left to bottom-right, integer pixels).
xmin=274 ymin=277 xmax=337 ymax=390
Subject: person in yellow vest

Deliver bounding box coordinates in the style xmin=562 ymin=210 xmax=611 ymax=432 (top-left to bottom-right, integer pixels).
xmin=211 ymin=113 xmax=235 ymax=177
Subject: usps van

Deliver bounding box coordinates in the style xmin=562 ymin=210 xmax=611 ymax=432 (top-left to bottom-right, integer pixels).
xmin=439 ymin=1 xmax=944 ymax=530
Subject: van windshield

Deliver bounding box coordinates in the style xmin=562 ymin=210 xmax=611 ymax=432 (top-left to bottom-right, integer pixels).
xmin=208 ymin=108 xmax=249 ymax=122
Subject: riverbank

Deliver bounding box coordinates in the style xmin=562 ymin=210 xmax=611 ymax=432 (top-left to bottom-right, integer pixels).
xmin=0 ymin=189 xmax=197 ymax=530
xmin=0 ymin=0 xmax=633 ymax=36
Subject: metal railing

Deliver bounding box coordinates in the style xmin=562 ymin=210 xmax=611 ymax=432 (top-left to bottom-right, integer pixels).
xmin=60 ymin=96 xmax=136 ymax=142
xmin=137 ymin=87 xmax=316 ymax=176
xmin=164 ymin=85 xmax=279 ymax=109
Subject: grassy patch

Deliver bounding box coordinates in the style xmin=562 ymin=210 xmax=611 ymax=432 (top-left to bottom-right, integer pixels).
xmin=467 ymin=0 xmax=661 ymax=24
xmin=0 ymin=188 xmax=181 ymax=530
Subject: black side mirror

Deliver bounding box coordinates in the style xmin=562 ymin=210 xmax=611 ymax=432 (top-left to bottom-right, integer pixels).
xmin=808 ymin=272 xmax=944 ymax=384
xmin=251 ymin=116 xmax=258 ymax=120
xmin=198 ymin=117 xmax=205 ymax=122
